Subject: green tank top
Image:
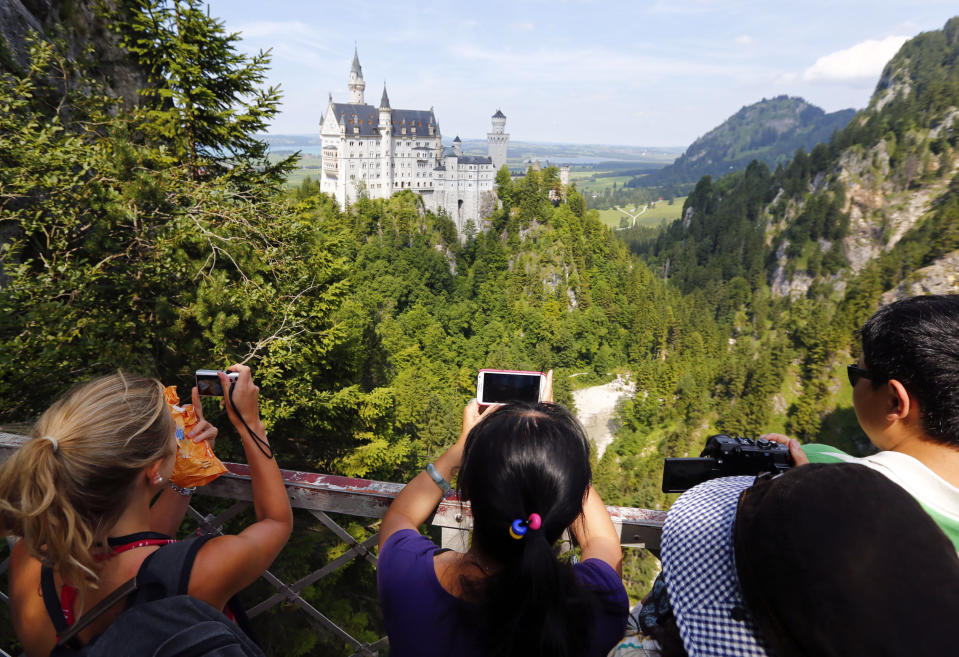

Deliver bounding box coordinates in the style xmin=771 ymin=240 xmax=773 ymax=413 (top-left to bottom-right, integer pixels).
xmin=803 ymin=443 xmax=959 ymax=552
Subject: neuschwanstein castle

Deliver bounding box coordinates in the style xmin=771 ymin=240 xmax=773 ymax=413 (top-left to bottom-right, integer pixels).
xmin=319 ymin=50 xmax=509 ymax=234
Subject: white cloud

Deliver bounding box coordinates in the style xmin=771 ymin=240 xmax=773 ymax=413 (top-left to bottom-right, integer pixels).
xmin=509 ymin=22 xmax=535 ymax=32
xmin=735 ymin=35 xmax=754 ymax=46
xmin=802 ymin=35 xmax=908 ymax=82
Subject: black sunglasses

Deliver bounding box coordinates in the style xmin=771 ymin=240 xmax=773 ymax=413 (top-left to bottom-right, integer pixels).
xmin=847 ymin=364 xmax=883 ymax=387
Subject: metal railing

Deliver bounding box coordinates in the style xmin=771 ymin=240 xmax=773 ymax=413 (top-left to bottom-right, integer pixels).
xmin=0 ymin=432 xmax=665 ymax=656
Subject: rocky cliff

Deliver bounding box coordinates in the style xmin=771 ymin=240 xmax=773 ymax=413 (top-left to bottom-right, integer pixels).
xmin=0 ymin=0 xmax=143 ymax=104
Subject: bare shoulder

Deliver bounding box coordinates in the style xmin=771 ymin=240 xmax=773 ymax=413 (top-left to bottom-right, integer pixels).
xmin=9 ymin=540 xmax=57 ymax=657
xmin=188 ymin=533 xmax=267 ymax=609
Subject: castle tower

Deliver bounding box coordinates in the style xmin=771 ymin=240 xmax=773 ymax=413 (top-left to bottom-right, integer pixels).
xmin=560 ymin=164 xmax=570 ymax=187
xmin=379 ymin=84 xmax=393 ymax=192
xmin=453 ymin=135 xmax=462 ymax=156
xmin=348 ymin=48 xmax=365 ymax=104
xmin=487 ymin=109 xmax=509 ymax=172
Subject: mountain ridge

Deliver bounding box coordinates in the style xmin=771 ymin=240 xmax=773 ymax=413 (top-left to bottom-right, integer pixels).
xmin=629 ymin=95 xmax=855 ymax=190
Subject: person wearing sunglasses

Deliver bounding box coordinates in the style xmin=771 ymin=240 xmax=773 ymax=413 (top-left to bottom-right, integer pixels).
xmin=763 ymin=294 xmax=959 ymax=550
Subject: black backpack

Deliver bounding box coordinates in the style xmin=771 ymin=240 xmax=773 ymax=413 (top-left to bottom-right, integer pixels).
xmin=45 ymin=535 xmax=265 ymax=657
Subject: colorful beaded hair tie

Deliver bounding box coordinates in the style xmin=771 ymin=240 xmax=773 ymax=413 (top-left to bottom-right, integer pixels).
xmin=509 ymin=513 xmax=543 ymax=540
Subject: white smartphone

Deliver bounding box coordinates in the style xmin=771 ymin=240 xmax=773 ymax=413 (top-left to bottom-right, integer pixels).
xmin=476 ymin=369 xmax=547 ymax=406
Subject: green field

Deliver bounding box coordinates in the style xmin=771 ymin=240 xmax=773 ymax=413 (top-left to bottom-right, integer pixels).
xmin=596 ymin=197 xmax=686 ymax=229
xmin=285 ymin=166 xmax=322 ymax=186
xmin=567 ymin=170 xmax=636 ymax=194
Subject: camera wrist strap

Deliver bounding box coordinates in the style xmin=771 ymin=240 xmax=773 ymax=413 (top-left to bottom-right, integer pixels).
xmin=228 ymin=381 xmax=274 ymax=459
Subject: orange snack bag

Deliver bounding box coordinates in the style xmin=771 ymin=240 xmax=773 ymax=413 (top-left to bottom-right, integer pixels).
xmin=164 ymin=386 xmax=227 ymax=488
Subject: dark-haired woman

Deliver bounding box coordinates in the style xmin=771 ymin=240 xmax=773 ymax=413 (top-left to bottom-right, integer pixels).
xmin=377 ymin=378 xmax=628 ymax=657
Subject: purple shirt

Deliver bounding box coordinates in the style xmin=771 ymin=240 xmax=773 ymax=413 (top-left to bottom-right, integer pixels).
xmin=378 ymin=529 xmax=629 ymax=657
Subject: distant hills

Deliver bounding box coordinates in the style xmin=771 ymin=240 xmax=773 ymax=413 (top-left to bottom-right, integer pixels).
xmin=630 ymin=96 xmax=856 ymax=189
xmin=260 ymin=134 xmax=683 ymax=168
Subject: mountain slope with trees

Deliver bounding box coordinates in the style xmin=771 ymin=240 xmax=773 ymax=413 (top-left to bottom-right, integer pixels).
xmin=630 ymin=95 xmax=855 ymax=190
xmin=622 ymin=16 xmax=959 ymax=452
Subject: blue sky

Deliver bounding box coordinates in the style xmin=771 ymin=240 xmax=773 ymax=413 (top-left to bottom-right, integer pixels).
xmin=206 ymin=1 xmax=958 ymax=147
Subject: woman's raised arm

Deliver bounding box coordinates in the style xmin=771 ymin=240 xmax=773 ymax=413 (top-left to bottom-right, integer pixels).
xmin=188 ymin=365 xmax=293 ymax=609
xmin=569 ymin=485 xmax=622 ymax=575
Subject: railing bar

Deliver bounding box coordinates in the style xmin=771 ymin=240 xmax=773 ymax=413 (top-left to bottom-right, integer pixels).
xmin=292 ymin=597 xmax=364 ymax=649
xmin=247 ymin=535 xmax=378 ymax=615
xmin=185 ymin=505 xmax=205 ymax=524
xmin=283 ymin=534 xmax=378 ymax=591
xmin=309 ymin=510 xmax=379 ymax=566
xmin=310 ymin=510 xmax=359 ymax=546
xmin=203 ymin=501 xmax=252 ymax=529
xmin=348 ymin=636 xmax=389 ymax=657
xmin=246 ymin=535 xmax=379 ymax=617
xmin=246 ymin=571 xmax=294 ymax=618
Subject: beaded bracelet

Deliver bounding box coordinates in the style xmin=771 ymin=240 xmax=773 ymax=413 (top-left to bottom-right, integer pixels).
xmin=170 ymin=483 xmax=197 ymax=496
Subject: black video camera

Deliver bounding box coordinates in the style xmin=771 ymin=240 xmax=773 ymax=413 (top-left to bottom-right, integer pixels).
xmin=661 ymin=434 xmax=793 ymax=493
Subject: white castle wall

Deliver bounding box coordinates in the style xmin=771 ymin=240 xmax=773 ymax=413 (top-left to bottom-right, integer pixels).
xmin=320 ymin=53 xmax=505 ymax=237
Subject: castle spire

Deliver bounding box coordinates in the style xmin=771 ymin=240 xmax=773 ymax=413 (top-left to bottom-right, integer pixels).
xmin=348 ymin=46 xmax=366 ymax=104
xmin=351 ymin=47 xmax=362 ymax=77
xmin=380 ymin=83 xmax=390 ymax=109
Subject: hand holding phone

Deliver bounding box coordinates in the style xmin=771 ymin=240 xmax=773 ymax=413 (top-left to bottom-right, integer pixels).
xmin=476 ymin=369 xmax=547 ymax=406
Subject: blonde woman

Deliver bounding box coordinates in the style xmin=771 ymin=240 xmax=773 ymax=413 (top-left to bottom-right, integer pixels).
xmin=1 ymin=365 xmax=292 ymax=656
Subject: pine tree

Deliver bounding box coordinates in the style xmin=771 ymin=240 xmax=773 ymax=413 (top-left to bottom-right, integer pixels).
xmin=117 ymin=0 xmax=293 ymax=183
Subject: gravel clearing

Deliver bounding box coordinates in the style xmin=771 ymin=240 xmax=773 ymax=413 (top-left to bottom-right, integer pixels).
xmin=572 ymin=374 xmax=636 ymax=459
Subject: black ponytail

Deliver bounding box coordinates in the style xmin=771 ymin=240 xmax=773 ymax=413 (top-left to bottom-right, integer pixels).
xmin=458 ymin=402 xmax=598 ymax=657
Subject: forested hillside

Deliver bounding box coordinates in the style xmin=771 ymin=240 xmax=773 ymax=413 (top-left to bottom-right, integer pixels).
xmin=2 ymin=2 xmax=958 ymax=654
xmin=631 ymin=96 xmax=855 ymax=191
xmin=621 ymin=16 xmax=959 ymax=465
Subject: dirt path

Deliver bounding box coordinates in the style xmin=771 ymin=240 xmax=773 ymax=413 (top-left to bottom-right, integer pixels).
xmin=612 ymin=205 xmax=648 ymax=230
xmin=572 ymin=374 xmax=636 ymax=459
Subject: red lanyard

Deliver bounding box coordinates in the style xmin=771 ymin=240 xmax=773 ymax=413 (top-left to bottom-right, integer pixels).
xmin=62 ymin=539 xmax=177 ymax=626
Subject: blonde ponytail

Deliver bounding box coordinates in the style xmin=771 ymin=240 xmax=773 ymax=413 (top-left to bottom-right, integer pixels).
xmin=0 ymin=372 xmax=175 ymax=590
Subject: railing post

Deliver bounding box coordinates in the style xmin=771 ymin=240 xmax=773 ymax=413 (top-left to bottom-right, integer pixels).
xmin=439 ymin=526 xmax=469 ymax=551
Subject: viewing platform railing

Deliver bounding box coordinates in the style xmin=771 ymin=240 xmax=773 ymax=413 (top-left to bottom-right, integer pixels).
xmin=0 ymin=432 xmax=665 ymax=656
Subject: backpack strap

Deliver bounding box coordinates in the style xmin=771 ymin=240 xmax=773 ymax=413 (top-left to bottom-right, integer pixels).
xmin=40 ymin=565 xmax=69 ymax=634
xmin=53 ymin=534 xmax=217 ymax=649
xmin=54 ymin=577 xmax=138 ymax=648
xmin=129 ymin=534 xmax=215 ymax=603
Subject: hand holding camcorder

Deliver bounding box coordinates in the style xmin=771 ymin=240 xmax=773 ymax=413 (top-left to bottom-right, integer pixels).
xmin=662 ymin=434 xmax=793 ymax=493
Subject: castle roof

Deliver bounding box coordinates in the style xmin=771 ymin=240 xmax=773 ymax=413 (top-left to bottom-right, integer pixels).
xmin=457 ymin=155 xmax=493 ymax=165
xmin=329 ymin=103 xmax=437 ymax=137
xmin=380 ymin=85 xmax=390 ymax=109
xmin=440 ymin=148 xmax=492 ymax=165
xmin=492 ymin=109 xmax=506 ymax=119
xmin=351 ymin=49 xmax=362 ymax=76
xmin=453 ymin=135 xmax=461 ymax=143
